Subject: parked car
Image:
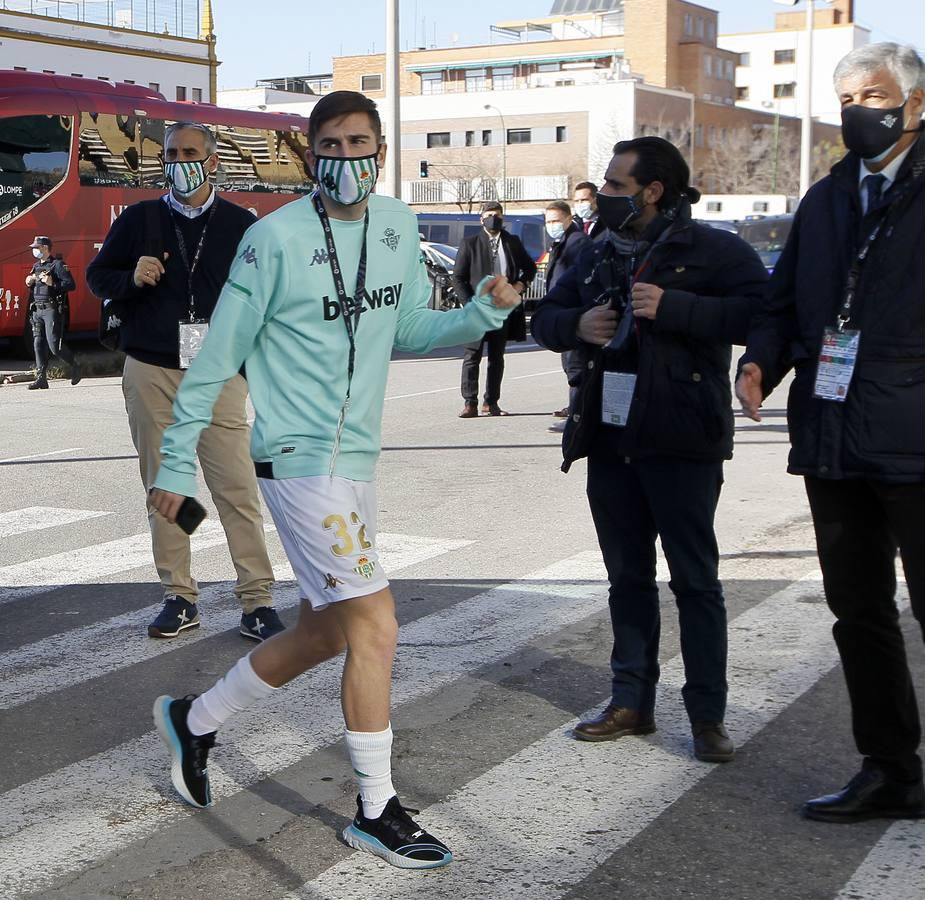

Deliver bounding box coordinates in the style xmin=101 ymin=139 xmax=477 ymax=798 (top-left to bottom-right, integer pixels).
xmin=700 ymin=214 xmax=793 ymax=274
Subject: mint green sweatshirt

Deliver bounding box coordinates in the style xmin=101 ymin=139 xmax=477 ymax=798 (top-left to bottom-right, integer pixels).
xmin=154 ymin=193 xmax=513 ymax=497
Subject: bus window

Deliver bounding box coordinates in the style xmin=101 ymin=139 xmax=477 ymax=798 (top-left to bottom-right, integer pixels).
xmin=462 ymin=224 xmax=481 ymax=241
xmin=139 ymin=118 xmax=166 ymax=188
xmin=519 ymin=222 xmax=545 ymax=260
xmin=0 ymin=114 xmax=71 ymax=226
xmin=213 ymin=126 xmax=312 ymax=193
xmin=428 ymin=223 xmax=450 ymax=244
xmin=79 ymin=112 xmax=141 ymax=187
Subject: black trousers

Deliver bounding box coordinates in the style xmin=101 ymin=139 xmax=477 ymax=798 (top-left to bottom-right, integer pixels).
xmin=587 ymin=454 xmax=728 ymax=723
xmin=805 ymin=476 xmax=925 ymax=782
xmin=460 ymin=328 xmax=506 ymax=404
xmin=32 ymin=306 xmax=76 ymax=372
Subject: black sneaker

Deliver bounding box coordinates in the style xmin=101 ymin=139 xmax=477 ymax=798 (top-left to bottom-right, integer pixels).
xmin=240 ymin=606 xmax=285 ymax=641
xmin=343 ymin=794 xmax=452 ymax=869
xmin=153 ymin=694 xmax=216 ymax=808
xmin=148 ymin=597 xmax=200 ymax=638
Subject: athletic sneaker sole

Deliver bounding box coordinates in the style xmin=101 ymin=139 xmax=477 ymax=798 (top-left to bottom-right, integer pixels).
xmin=342 ymin=824 xmax=453 ymax=869
xmin=152 ymin=695 xmax=210 ymax=809
xmin=148 ymin=617 xmax=201 ymax=639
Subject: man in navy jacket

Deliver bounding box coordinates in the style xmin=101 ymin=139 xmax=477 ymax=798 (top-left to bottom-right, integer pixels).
xmin=737 ymin=42 xmax=925 ymax=823
xmin=532 ymin=137 xmax=767 ymax=763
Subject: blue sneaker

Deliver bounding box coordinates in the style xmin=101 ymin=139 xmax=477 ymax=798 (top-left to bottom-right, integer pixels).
xmin=240 ymin=606 xmax=285 ymax=641
xmin=343 ymin=794 xmax=453 ymax=869
xmin=148 ymin=597 xmax=200 ymax=638
xmin=153 ymin=694 xmax=215 ymax=808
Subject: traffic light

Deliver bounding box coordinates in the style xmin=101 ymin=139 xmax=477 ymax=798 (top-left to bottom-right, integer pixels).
xmin=419 ymin=159 xmax=429 ymax=178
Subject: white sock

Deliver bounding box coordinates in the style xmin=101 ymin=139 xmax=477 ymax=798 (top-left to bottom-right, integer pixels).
xmin=186 ymin=654 xmax=278 ymax=736
xmin=345 ymin=725 xmax=395 ymax=820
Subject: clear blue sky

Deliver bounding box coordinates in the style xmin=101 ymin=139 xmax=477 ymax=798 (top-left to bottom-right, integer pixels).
xmin=214 ymin=0 xmax=925 ymax=90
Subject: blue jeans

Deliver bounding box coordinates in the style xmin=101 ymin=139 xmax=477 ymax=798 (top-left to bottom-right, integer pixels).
xmin=586 ymin=455 xmax=728 ymax=723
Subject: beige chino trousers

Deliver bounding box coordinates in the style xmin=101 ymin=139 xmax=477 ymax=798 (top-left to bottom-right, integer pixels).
xmin=122 ymin=356 xmax=274 ymax=613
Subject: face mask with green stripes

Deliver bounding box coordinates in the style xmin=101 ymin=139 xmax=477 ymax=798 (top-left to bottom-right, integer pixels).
xmin=164 ymin=159 xmax=209 ymax=198
xmin=315 ymin=152 xmax=379 ymax=206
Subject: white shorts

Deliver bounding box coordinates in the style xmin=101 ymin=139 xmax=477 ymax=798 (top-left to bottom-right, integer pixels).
xmin=258 ymin=474 xmax=389 ymax=610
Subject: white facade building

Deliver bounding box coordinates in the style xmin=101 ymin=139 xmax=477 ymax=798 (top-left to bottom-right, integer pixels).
xmin=0 ymin=6 xmax=215 ymax=102
xmin=217 ymin=87 xmax=320 ymax=116
xmin=719 ymin=23 xmax=869 ymax=125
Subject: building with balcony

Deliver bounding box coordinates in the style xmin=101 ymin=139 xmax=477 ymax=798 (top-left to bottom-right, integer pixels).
xmin=0 ymin=0 xmax=217 ymax=101
xmin=719 ymin=0 xmax=869 ymax=125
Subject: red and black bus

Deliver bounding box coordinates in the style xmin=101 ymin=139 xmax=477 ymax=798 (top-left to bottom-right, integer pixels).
xmin=0 ymin=71 xmax=313 ymax=348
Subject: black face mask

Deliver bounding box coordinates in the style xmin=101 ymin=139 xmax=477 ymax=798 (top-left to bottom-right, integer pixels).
xmin=597 ymin=190 xmax=646 ymax=233
xmin=482 ymin=215 xmax=502 ymax=233
xmin=841 ymin=100 xmax=916 ymax=162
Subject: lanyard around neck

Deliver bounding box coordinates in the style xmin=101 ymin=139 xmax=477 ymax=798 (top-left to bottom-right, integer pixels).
xmin=311 ymin=191 xmax=370 ymax=473
xmin=170 ymin=201 xmax=217 ymax=321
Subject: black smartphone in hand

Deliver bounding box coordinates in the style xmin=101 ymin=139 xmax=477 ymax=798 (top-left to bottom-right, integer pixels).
xmin=175 ymin=496 xmax=207 ymax=535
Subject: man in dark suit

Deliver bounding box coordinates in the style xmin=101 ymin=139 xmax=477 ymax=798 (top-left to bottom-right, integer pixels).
xmin=454 ymin=201 xmax=536 ymax=417
xmin=572 ymin=181 xmax=606 ymax=239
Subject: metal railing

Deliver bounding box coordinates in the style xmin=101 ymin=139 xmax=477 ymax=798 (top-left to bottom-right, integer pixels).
xmin=1 ymin=0 xmax=201 ymax=38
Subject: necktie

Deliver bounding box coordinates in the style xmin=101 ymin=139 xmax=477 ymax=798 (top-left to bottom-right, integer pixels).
xmin=864 ymin=173 xmax=886 ymax=213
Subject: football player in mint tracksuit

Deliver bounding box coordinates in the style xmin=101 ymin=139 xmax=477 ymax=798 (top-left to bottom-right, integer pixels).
xmin=148 ymin=90 xmax=521 ymax=869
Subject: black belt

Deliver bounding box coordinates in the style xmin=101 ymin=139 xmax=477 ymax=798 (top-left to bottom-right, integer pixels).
xmin=254 ymin=461 xmax=275 ymax=479
xmin=33 ymin=302 xmax=57 ymax=310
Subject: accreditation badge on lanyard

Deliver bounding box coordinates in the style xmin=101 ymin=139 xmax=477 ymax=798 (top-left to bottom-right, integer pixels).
xmin=179 ymin=319 xmax=209 ymax=369
xmin=813 ymin=327 xmax=860 ymax=402
xmin=172 ymin=203 xmax=216 ymax=369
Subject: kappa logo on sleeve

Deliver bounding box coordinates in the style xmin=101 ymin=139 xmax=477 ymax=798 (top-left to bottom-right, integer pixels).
xmin=380 ymin=228 xmax=400 ymax=252
xmin=238 ymin=244 xmax=259 ymax=269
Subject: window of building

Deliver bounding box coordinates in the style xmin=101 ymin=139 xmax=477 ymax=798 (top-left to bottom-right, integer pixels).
xmin=507 ymin=128 xmax=531 ymax=145
xmin=739 ymin=52 xmax=751 ymax=67
xmin=695 ymin=17 xmax=704 ymax=38
xmin=361 ymin=74 xmax=382 ymax=92
xmin=695 ymin=124 xmax=704 ymax=146
xmin=192 ymin=88 xmax=202 ymax=102
xmin=736 ymin=86 xmax=750 ymax=101
xmin=774 ymin=49 xmax=796 ymax=65
xmin=465 ymin=130 xmax=475 ymax=147
xmin=149 ymin=82 xmax=160 ymax=92
xmin=774 ymin=82 xmax=796 ymax=98
xmin=421 ymin=71 xmax=443 ymax=95
xmin=725 ymin=60 xmax=735 ymax=80
xmin=684 ymin=13 xmax=693 ymax=35
xmin=707 ymin=21 xmax=716 ymax=42
xmin=708 ymin=125 xmax=716 ymax=146
xmin=492 ymin=66 xmax=514 ymax=90
xmin=537 ymin=62 xmax=560 ymax=73
xmin=704 ymin=55 xmax=713 ymax=77
xmin=176 ymin=86 xmax=187 ymax=101
xmin=556 ymin=125 xmax=568 ymax=143
xmin=482 ymin=129 xmax=493 ymax=146
xmin=466 ymin=68 xmax=487 ymax=92
xmin=753 ymin=201 xmax=770 ymax=213
xmin=0 ymin=114 xmax=72 ymax=224
xmin=706 ymin=201 xmax=722 ymax=212
xmin=426 ymin=132 xmax=451 ymax=148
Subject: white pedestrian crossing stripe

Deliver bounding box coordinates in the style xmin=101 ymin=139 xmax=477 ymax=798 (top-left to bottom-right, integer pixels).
xmin=0 ymin=532 xmax=473 ymax=710
xmin=0 ymin=506 xmax=109 ymax=539
xmin=838 ymin=820 xmax=925 ymax=900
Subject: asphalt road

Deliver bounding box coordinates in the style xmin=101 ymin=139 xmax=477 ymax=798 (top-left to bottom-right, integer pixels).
xmin=0 ymin=341 xmax=922 ymax=900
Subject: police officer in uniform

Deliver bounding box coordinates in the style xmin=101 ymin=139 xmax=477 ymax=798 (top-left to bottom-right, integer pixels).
xmin=26 ymin=236 xmax=81 ymax=390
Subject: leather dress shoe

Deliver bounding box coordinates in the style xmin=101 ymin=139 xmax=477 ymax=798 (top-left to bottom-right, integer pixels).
xmin=553 ymin=406 xmax=569 ymax=418
xmin=803 ymin=765 xmax=925 ymax=823
xmin=458 ymin=401 xmax=478 ymax=418
xmin=481 ymin=402 xmax=509 ymax=416
xmin=692 ymin=722 xmax=735 ymax=762
xmin=573 ymin=705 xmax=656 ymax=742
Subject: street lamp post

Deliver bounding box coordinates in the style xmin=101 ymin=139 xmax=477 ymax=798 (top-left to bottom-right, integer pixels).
xmin=484 ymin=104 xmax=506 ymax=209
xmin=381 ymin=0 xmax=401 ymax=198
xmin=774 ymin=0 xmax=831 ymax=197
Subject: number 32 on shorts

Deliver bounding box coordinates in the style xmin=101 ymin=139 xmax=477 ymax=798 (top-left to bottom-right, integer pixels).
xmin=322 ymin=512 xmax=372 ymax=557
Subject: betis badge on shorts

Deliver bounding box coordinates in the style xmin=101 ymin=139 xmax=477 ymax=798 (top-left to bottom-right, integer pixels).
xmin=353 ymin=556 xmax=377 ymax=579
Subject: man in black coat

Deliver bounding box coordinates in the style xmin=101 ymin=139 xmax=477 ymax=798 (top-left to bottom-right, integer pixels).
xmin=543 ymin=200 xmax=590 ymax=429
xmin=453 ymin=201 xmax=536 ymax=417
xmin=737 ymin=42 xmax=925 ymax=823
xmin=572 ymin=181 xmax=606 ymax=239
xmin=532 ymin=137 xmax=767 ymax=762
xmin=87 ymin=121 xmax=281 ymax=644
